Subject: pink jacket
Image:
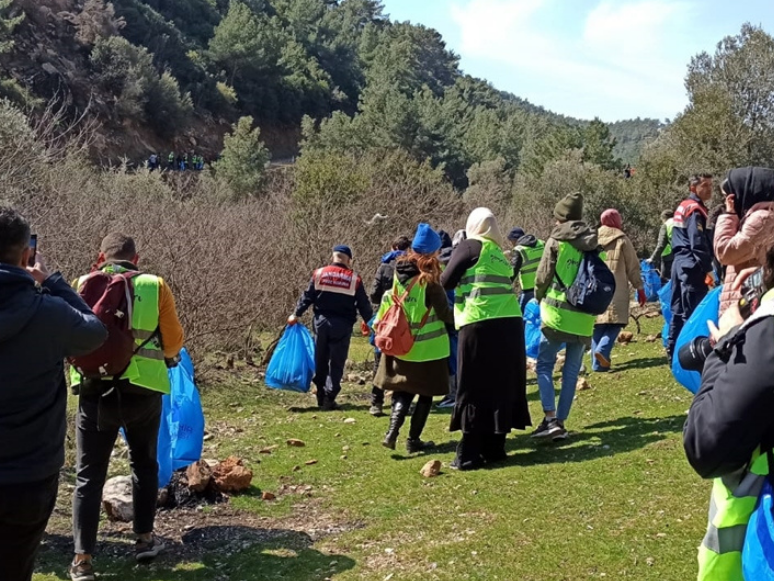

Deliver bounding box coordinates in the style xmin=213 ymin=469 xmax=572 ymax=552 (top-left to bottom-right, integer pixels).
xmin=714 ymin=202 xmax=774 ymax=316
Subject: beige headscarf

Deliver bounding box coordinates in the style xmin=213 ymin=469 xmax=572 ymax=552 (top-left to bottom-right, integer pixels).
xmin=465 ymin=207 xmax=505 ymax=247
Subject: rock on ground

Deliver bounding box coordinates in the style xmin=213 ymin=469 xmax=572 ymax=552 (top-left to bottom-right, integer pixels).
xmin=212 ymin=456 xmax=254 ymax=493
xmin=618 ymin=331 xmax=635 ymax=344
xmin=420 ymin=460 xmax=442 ymax=478
xmin=186 ymin=460 xmax=213 ymax=493
xmin=102 ymin=475 xmax=134 ymax=522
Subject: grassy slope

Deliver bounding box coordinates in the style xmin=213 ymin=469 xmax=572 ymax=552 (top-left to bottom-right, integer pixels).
xmin=34 ymin=318 xmax=708 ymax=581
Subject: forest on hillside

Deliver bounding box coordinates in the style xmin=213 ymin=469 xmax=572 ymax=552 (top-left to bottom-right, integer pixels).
xmin=0 ymin=0 xmax=660 ymax=174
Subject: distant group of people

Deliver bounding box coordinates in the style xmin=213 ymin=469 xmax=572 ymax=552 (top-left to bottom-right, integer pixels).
xmin=0 ymin=207 xmax=185 ymax=581
xmin=147 ymin=152 xmax=206 ymax=172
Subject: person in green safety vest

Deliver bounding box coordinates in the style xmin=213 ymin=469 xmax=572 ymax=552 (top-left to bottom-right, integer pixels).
xmin=647 ymin=209 xmax=675 ymax=283
xmin=441 ymin=208 xmax=531 ymax=471
xmin=68 ymin=233 xmax=185 ymax=581
xmin=684 ymin=251 xmax=774 ymax=581
xmin=374 ymin=224 xmax=454 ymax=453
xmin=509 ymin=227 xmax=546 ymax=312
xmin=532 ymin=192 xmax=599 ymax=442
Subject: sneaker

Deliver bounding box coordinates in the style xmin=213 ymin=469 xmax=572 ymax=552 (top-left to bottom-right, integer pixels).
xmin=69 ymin=560 xmax=95 ymax=581
xmin=594 ymin=351 xmax=611 ymax=370
xmin=135 ymin=536 xmax=165 ymax=563
xmin=531 ymin=417 xmax=554 ymax=439
xmin=369 ymin=404 xmax=384 ymax=417
xmin=551 ymin=420 xmax=569 ymax=441
xmin=436 ymin=397 xmax=455 ymax=409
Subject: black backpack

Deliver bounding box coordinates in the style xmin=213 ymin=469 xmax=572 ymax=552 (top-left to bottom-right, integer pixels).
xmin=556 ymin=249 xmax=616 ymax=316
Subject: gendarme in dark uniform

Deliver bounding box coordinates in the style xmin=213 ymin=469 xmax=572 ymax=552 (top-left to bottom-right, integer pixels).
xmin=290 ymin=245 xmax=373 ymax=410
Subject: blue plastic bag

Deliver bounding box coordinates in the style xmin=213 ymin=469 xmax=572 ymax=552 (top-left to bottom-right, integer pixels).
xmin=659 ymin=280 xmax=672 ymax=348
xmin=743 ymin=472 xmax=774 ymax=580
xmin=156 ymin=348 xmax=205 ymax=486
xmin=671 ymin=287 xmax=721 ymax=394
xmin=266 ymin=324 xmax=316 ymax=393
xmin=524 ymin=299 xmax=542 ymax=359
xmin=168 ymin=349 xmax=205 ymax=470
xmin=638 ymin=260 xmax=662 ymax=302
xmin=157 ymin=395 xmax=174 ymax=487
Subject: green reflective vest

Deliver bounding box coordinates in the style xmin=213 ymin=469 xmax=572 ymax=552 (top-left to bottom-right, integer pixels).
xmin=516 ymin=240 xmax=545 ymax=291
xmin=698 ymin=450 xmax=768 ymax=581
xmin=663 ymin=218 xmax=674 ymax=257
xmin=697 ymin=288 xmax=774 ymax=580
xmin=540 ymin=241 xmax=596 ymax=338
xmin=377 ymin=276 xmax=449 ymax=362
xmin=454 ymin=237 xmax=521 ymax=329
xmin=70 ymin=265 xmax=170 ymax=394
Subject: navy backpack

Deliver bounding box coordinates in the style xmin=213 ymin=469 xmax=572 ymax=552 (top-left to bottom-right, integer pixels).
xmin=557 ymin=249 xmax=616 ymax=316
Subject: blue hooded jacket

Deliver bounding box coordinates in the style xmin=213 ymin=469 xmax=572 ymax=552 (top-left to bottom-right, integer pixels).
xmin=0 ymin=265 xmax=106 ymax=484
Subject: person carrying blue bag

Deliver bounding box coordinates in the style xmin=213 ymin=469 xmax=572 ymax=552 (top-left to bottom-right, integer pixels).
xmin=69 ymin=233 xmax=185 ymax=580
xmin=684 ymin=249 xmax=774 ymax=581
xmin=288 ymin=244 xmax=373 ymax=411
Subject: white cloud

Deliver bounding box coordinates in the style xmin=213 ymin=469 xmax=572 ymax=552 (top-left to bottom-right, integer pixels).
xmin=450 ymin=0 xmax=698 ymax=120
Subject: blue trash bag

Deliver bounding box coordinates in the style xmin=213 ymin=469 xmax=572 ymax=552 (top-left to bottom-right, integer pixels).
xmin=168 ymin=349 xmax=205 ymax=471
xmin=743 ymin=474 xmax=774 ymax=580
xmin=155 ymin=348 xmax=205 ymax=486
xmin=671 ymin=287 xmax=721 ymax=394
xmin=266 ymin=324 xmax=316 ymax=393
xmin=524 ymin=299 xmax=542 ymax=360
xmin=659 ymin=281 xmax=672 ymax=348
xmin=637 ymin=260 xmax=662 ymax=302
xmin=156 ymin=395 xmax=174 ymax=487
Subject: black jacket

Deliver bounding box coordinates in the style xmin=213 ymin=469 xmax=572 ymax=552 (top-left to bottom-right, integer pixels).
xmin=672 ymin=194 xmax=713 ymax=279
xmin=370 ymin=259 xmax=397 ymax=305
xmin=684 ymin=315 xmax=774 ymax=480
xmin=0 ymin=265 xmax=107 ymax=484
xmin=295 ymin=263 xmax=373 ymax=324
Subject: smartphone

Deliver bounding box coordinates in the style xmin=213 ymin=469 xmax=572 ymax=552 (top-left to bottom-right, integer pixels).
xmin=28 ymin=234 xmax=37 ymax=267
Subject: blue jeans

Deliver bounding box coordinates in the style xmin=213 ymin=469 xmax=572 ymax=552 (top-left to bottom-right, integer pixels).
xmin=536 ymin=333 xmax=585 ymax=421
xmin=519 ymin=289 xmax=535 ymax=313
xmin=591 ymin=324 xmax=624 ymax=372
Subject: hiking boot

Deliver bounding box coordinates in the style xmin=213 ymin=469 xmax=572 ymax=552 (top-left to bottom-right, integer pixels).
xmin=449 ymin=457 xmax=484 ymax=471
xmin=69 ymin=560 xmax=95 ymax=581
xmin=594 ymin=351 xmax=611 ymax=370
xmin=369 ymin=404 xmax=384 ymax=417
xmin=406 ymin=439 xmax=435 ymax=454
xmin=531 ymin=417 xmax=554 ymax=439
xmin=135 ymin=536 xmax=165 ymax=563
xmin=551 ymin=420 xmax=569 ymax=442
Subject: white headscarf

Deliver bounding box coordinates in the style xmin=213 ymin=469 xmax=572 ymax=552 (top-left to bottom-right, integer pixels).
xmin=465 ymin=207 xmax=504 ymax=247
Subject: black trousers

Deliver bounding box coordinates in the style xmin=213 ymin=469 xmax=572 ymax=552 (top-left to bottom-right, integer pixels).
xmin=73 ymin=384 xmax=161 ymax=555
xmin=666 ymin=271 xmax=708 ymax=360
xmin=312 ymin=317 xmax=352 ymax=403
xmin=456 ymin=432 xmax=507 ymax=467
xmin=371 ymin=351 xmax=384 ymax=406
xmin=0 ymin=474 xmax=59 ymax=581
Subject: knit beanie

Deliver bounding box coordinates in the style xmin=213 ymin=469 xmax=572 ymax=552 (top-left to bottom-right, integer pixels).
xmin=554 ymin=192 xmax=584 ymax=222
xmin=412 ymin=223 xmax=442 ymax=254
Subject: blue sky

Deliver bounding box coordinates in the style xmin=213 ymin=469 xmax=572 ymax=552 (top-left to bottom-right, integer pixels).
xmin=380 ymin=0 xmax=774 ymax=122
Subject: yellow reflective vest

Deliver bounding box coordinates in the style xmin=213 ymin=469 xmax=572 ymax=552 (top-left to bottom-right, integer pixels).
xmin=454 ymin=237 xmax=521 ymax=329
xmin=540 ymin=241 xmax=596 ymax=338
xmin=70 ymin=265 xmax=170 ymax=394
xmin=377 ymin=276 xmax=449 ymax=362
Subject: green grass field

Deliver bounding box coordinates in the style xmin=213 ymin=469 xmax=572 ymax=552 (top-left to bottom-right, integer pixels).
xmin=34 ymin=318 xmax=709 ymax=581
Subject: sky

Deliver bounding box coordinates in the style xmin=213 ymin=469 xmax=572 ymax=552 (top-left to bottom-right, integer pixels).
xmin=380 ymin=0 xmax=774 ymax=122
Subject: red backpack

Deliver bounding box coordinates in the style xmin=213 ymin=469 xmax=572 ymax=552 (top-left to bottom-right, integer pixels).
xmin=69 ymin=271 xmax=142 ymax=378
xmin=374 ymin=278 xmax=430 ymax=357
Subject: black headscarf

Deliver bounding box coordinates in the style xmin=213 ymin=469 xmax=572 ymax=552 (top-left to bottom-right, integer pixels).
xmin=724 ymin=167 xmax=774 ymax=218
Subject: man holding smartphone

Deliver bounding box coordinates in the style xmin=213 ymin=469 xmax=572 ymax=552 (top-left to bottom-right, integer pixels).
xmin=0 ymin=207 xmax=107 ymax=581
